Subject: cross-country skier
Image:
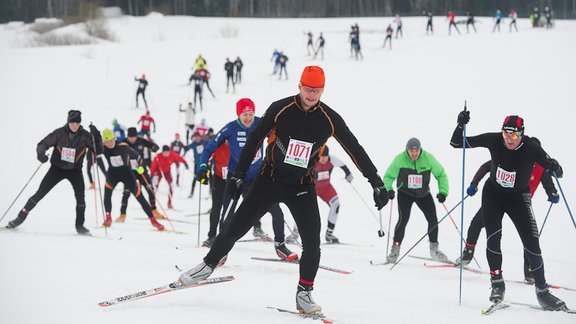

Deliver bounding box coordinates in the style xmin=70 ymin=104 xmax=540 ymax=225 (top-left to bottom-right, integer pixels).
xmin=383 ymin=24 xmax=393 ymax=49
xmin=286 ymin=145 xmax=354 ymax=244
xmin=6 ymin=110 xmax=98 ymax=235
xmin=451 ymin=111 xmax=566 ymax=310
xmin=188 ymin=71 xmax=204 ymax=112
xmin=135 ymin=74 xmax=148 ymax=109
xmin=224 ymin=58 xmax=235 ymax=93
xmin=179 ymin=102 xmax=196 ymax=145
xmin=178 ymin=66 xmax=389 ymax=316
xmin=425 ymin=12 xmax=433 ymax=35
xmin=112 ymin=119 xmax=126 ymax=141
xmin=98 ymin=129 xmax=164 ymax=231
xmin=446 ymin=11 xmax=461 ymax=35
xmin=234 ymin=56 xmax=243 ymax=84
xmin=466 ymin=11 xmax=477 ymax=33
xmin=383 ymin=138 xmax=450 ymax=263
xmin=278 ymin=52 xmax=289 ymax=80
xmin=306 ymin=31 xmax=314 ymax=55
xmin=394 ymin=14 xmax=403 ymax=39
xmin=150 ymin=145 xmax=189 ymax=209
xmin=184 ymin=132 xmax=208 ymax=198
xmin=170 ymin=133 xmax=185 ymax=186
xmin=509 ymin=9 xmax=518 ymax=32
xmin=195 ymin=98 xmax=298 ymax=259
xmin=493 ymin=9 xmax=504 ymax=33
xmin=313 ymin=32 xmax=325 ymax=60
xmin=271 ymin=49 xmax=281 ymax=74
xmin=137 ymin=110 xmax=156 ymax=140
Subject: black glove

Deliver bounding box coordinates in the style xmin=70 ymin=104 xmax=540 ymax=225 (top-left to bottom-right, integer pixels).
xmin=548 ymin=192 xmax=560 ymax=204
xmin=437 ymin=193 xmax=446 ymax=203
xmin=466 ymin=183 xmax=478 ymax=197
xmin=547 ymin=159 xmax=563 ymax=178
xmin=373 ymin=186 xmax=389 ymax=210
xmin=388 ymin=190 xmax=395 ymax=200
xmin=151 ymin=144 xmax=159 ymax=153
xmin=37 ymin=154 xmax=49 ymax=163
xmin=196 ymin=169 xmax=209 ymax=184
xmin=457 ymin=110 xmax=470 ymax=126
xmin=89 ymin=124 xmax=101 ymax=142
xmin=226 ymin=174 xmax=244 ymax=200
xmin=184 ymin=164 xmax=190 ymax=170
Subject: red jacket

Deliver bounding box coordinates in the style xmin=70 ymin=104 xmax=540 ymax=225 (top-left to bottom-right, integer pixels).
xmin=150 ymin=151 xmax=187 ymax=176
xmin=211 ymin=142 xmax=231 ymax=179
xmin=138 ymin=115 xmax=155 ymax=131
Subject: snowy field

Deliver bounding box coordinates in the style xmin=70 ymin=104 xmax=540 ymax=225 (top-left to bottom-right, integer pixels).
xmin=0 ymin=14 xmax=575 ymax=324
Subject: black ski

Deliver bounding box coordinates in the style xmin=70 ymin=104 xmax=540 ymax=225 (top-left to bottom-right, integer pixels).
xmin=251 ymin=257 xmax=353 ymax=275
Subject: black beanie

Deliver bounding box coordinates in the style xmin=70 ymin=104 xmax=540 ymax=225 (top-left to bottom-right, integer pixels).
xmin=406 ymin=138 xmax=421 ymax=151
xmin=67 ymin=110 xmax=82 ymax=123
xmin=502 ymin=115 xmax=524 ymax=132
xmin=162 ymin=145 xmax=170 ymax=152
xmin=127 ymin=127 xmax=138 ymax=137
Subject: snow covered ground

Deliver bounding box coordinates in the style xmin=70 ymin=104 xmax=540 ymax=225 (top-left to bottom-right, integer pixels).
xmin=1 ymin=14 xmax=575 ymax=324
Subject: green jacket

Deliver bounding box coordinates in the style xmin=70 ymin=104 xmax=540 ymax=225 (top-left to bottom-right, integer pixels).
xmin=383 ymin=149 xmax=449 ymax=199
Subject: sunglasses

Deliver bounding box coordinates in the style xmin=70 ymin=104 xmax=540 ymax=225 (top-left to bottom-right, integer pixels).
xmin=301 ymin=86 xmax=324 ymax=94
xmin=501 ymin=130 xmax=523 ymax=140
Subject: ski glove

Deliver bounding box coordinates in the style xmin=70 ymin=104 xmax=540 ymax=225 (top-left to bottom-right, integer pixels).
xmin=437 ymin=194 xmax=446 ymax=203
xmin=345 ymin=173 xmax=354 ymax=183
xmin=226 ymin=174 xmax=244 ymax=200
xmin=373 ymin=186 xmax=389 ymax=210
xmin=196 ymin=169 xmax=210 ymax=185
xmin=548 ymin=192 xmax=560 ymax=204
xmin=457 ymin=110 xmax=470 ymax=126
xmin=151 ymin=144 xmax=159 ymax=153
xmin=547 ymin=159 xmax=563 ymax=178
xmin=388 ymin=190 xmax=395 ymax=200
xmin=37 ymin=154 xmax=49 ymax=163
xmin=467 ymin=183 xmax=478 ymax=197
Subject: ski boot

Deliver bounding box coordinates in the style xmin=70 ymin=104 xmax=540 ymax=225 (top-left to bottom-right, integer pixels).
xmin=536 ymin=286 xmax=566 ymax=310
xmin=202 ymin=236 xmax=216 ymax=248
xmin=149 ymin=217 xmax=165 ymax=231
xmin=325 ymin=228 xmax=340 ymax=243
xmin=430 ymin=242 xmax=450 ymax=263
xmin=103 ymin=213 xmax=112 ymax=228
xmin=178 ymin=261 xmax=214 ymax=286
xmin=524 ymin=263 xmax=535 ymax=285
xmin=152 ymin=209 xmax=165 ymax=219
xmin=115 ymin=213 xmax=126 ymax=223
xmin=387 ymin=243 xmax=401 ymax=263
xmin=6 ymin=215 xmax=26 ymax=229
xmin=253 ymin=225 xmax=269 ymax=240
xmin=296 ymin=284 xmax=322 ymax=314
xmin=454 ymin=243 xmax=475 ymax=266
xmin=275 ymin=241 xmax=298 ymax=261
xmin=489 ymin=272 xmax=506 ymax=303
xmin=76 ymin=225 xmax=91 ymax=236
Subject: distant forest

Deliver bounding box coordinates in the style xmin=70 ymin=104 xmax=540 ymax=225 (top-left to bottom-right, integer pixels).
xmin=2 ymin=0 xmax=575 ymax=23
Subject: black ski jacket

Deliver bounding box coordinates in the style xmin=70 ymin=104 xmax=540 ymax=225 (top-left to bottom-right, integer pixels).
xmin=37 ymin=125 xmax=96 ymax=170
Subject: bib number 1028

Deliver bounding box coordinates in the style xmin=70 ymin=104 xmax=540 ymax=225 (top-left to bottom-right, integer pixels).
xmin=284 ymin=139 xmax=313 ymax=168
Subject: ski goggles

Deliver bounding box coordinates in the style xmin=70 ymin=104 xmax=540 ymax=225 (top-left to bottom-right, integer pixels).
xmin=501 ymin=130 xmax=523 ymax=140
xmin=300 ymin=85 xmax=324 ymax=94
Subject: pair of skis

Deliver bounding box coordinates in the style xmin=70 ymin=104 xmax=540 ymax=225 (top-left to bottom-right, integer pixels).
xmin=481 ymin=300 xmax=576 ymax=315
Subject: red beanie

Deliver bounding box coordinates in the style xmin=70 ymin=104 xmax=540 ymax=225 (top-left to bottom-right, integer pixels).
xmin=300 ymin=66 xmax=325 ymax=88
xmin=236 ymin=98 xmax=255 ymax=116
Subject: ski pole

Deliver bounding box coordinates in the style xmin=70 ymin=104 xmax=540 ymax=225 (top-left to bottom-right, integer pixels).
xmin=283 ymin=220 xmax=303 ymax=248
xmin=458 ymin=101 xmax=468 ymax=305
xmin=141 ymin=173 xmax=177 ymax=232
xmin=0 ymin=162 xmax=43 ymax=224
xmin=538 ymin=202 xmax=554 ymax=237
xmin=349 ymin=182 xmax=382 ymax=225
xmin=441 ymin=202 xmax=481 ymax=270
xmin=90 ymin=129 xmax=108 ymax=236
xmin=220 ymin=194 xmax=240 ymax=231
xmin=552 ymin=172 xmax=576 ymax=230
xmin=197 ymin=183 xmax=202 ymax=246
xmin=91 ymin=152 xmax=99 ymax=226
xmin=385 ymin=200 xmax=393 ymax=257
xmin=390 ymin=195 xmax=469 ymax=271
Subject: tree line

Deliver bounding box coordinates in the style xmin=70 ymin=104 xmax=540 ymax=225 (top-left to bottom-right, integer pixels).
xmin=2 ymin=0 xmax=575 ymax=23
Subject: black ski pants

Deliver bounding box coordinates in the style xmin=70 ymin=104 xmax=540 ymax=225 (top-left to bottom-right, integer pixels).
xmin=208 ymin=174 xmax=226 ymax=238
xmin=19 ymin=165 xmax=86 ymax=227
xmin=393 ymin=191 xmax=439 ymax=244
xmin=104 ymin=170 xmax=153 ymax=219
xmin=482 ymin=182 xmax=547 ymax=288
xmin=207 ymin=175 xmax=321 ymax=284
xmin=86 ymin=152 xmax=106 ymax=184
xmin=120 ymin=170 xmax=156 ymax=214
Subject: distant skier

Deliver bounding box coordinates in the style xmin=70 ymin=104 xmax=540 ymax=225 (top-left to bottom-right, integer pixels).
xmin=446 ymin=11 xmax=461 ymax=35
xmin=466 ymin=11 xmax=477 ymax=33
xmin=349 ymin=24 xmax=361 ymax=58
xmin=286 ymin=146 xmax=354 ymax=244
xmin=194 ymin=54 xmax=207 ymax=70
xmin=188 ymin=70 xmax=204 ymax=111
xmin=170 ymin=133 xmax=185 ymax=186
xmin=184 ymin=132 xmax=208 ymax=198
xmin=383 ymin=24 xmax=393 ymax=49
xmin=394 ymin=14 xmax=403 ymax=39
xmin=278 ymin=52 xmax=289 ymax=80
xmin=5 ymin=110 xmax=98 ymax=235
xmin=313 ymin=32 xmax=325 ymax=60
xmin=531 ymin=6 xmax=541 ymax=28
xmin=112 ymin=119 xmax=126 ymax=141
xmin=509 ymin=9 xmax=518 ymax=32
xmin=271 ymin=49 xmax=281 ymax=74
xmin=493 ymin=9 xmax=504 ymax=33
xmin=234 ymin=56 xmax=243 ymax=84
xmin=150 ymin=145 xmax=189 ymax=209
xmin=306 ymin=31 xmax=314 ymax=55
xmin=137 ymin=110 xmax=156 ymax=140
xmin=197 ymin=67 xmax=215 ymax=99
xmin=425 ymin=12 xmax=433 ymax=35
xmin=99 ymin=129 xmax=164 ymax=231
xmin=224 ymin=57 xmax=235 ymax=93
xmin=134 ymin=74 xmax=148 ymax=109
xmin=192 ymin=118 xmax=210 ymax=139
xmin=179 ymin=102 xmax=196 ymax=145
xmin=544 ymin=6 xmax=553 ymax=28
xmin=383 ymin=138 xmax=450 ymax=263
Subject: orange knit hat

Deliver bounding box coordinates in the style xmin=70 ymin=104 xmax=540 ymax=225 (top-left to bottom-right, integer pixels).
xmin=300 ymin=66 xmax=325 ymax=88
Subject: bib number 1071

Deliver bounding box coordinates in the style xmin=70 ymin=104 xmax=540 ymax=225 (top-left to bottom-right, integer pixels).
xmin=284 ymin=139 xmax=313 ymax=168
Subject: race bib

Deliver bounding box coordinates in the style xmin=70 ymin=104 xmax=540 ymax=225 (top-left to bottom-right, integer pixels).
xmin=284 ymin=139 xmax=313 ymax=169
xmin=407 ymin=174 xmax=423 ymax=189
xmin=496 ymin=166 xmax=516 ymax=188
xmin=129 ymin=159 xmax=138 ymax=170
xmin=196 ymin=145 xmax=204 ymax=154
xmin=143 ymin=120 xmax=150 ymax=127
xmin=222 ymin=166 xmax=228 ymax=179
xmin=110 ymin=155 xmax=124 ymax=167
xmin=317 ymin=171 xmax=330 ymax=181
xmin=61 ymin=147 xmax=76 ymax=163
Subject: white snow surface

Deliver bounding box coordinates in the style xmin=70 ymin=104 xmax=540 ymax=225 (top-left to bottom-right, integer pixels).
xmin=1 ymin=15 xmax=575 ymax=324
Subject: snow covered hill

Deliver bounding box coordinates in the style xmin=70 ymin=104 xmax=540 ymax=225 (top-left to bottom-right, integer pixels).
xmin=0 ymin=15 xmax=575 ymax=324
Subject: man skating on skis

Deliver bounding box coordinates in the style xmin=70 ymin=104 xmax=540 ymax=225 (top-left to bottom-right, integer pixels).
xmin=451 ymin=112 xmax=566 ymax=310
xmin=135 ymin=74 xmax=149 ymax=109
xmin=178 ymin=66 xmax=389 ymax=316
xmin=150 ymin=145 xmax=189 ymax=209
